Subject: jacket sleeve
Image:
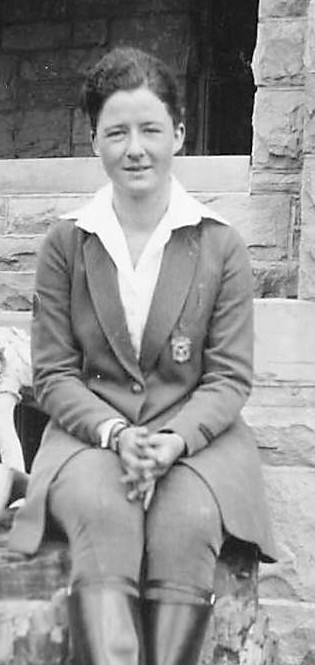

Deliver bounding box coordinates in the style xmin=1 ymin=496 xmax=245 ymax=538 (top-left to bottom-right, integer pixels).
xmin=31 ymin=222 xmax=124 ymax=445
xmin=165 ymin=227 xmax=254 ymax=456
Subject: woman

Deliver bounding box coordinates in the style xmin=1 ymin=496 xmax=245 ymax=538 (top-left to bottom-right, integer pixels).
xmin=9 ymin=47 xmax=276 ymax=665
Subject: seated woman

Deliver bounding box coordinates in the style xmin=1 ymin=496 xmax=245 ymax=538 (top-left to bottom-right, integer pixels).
xmin=0 ymin=327 xmax=31 ymax=510
xmin=8 ymin=47 xmax=276 ymax=665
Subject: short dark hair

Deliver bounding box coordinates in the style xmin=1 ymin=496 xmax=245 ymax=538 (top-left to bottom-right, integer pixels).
xmin=80 ymin=47 xmax=183 ymax=132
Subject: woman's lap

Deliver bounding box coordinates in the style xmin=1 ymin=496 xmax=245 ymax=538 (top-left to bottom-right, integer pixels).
xmin=48 ymin=448 xmax=223 ymax=590
xmin=48 ymin=448 xmax=145 ymax=585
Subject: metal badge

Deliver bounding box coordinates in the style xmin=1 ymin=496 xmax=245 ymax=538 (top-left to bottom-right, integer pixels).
xmin=171 ymin=335 xmax=192 ymax=363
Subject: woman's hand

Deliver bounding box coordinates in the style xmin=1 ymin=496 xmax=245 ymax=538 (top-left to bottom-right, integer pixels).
xmin=118 ymin=426 xmax=156 ymax=507
xmin=118 ymin=425 xmax=154 ymax=477
xmin=145 ymin=432 xmax=186 ymax=480
xmin=116 ymin=428 xmax=186 ymax=508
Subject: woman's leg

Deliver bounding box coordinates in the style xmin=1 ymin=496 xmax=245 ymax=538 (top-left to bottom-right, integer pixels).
xmin=144 ymin=463 xmax=224 ymax=665
xmin=48 ymin=447 xmax=145 ymax=665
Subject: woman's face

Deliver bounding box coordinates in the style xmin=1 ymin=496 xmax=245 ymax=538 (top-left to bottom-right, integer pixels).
xmin=92 ymin=86 xmax=185 ymax=198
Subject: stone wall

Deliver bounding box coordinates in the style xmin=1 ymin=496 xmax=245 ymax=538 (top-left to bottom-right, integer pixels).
xmin=244 ymin=299 xmax=315 ymax=665
xmin=251 ymin=0 xmax=315 ymax=300
xmin=300 ymin=0 xmax=315 ymax=298
xmin=2 ymin=0 xmax=315 ymax=298
xmin=251 ymin=0 xmax=309 ymax=299
xmin=0 ymin=0 xmax=194 ymax=158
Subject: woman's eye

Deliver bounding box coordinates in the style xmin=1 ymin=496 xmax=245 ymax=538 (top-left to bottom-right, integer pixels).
xmin=144 ymin=127 xmax=161 ymax=134
xmin=106 ymin=130 xmax=125 ymax=139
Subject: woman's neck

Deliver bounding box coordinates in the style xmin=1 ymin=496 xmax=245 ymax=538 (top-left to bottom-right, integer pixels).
xmin=112 ymin=180 xmax=171 ymax=233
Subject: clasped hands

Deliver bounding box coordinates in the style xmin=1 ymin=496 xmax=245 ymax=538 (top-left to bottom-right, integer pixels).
xmin=117 ymin=426 xmax=185 ymax=510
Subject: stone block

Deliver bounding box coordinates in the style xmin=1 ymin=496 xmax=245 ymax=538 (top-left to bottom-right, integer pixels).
xmin=252 ymin=19 xmax=306 ymax=86
xmin=0 ymin=155 xmax=249 ymax=195
xmin=20 ymin=48 xmax=105 ymax=82
xmin=2 ymin=22 xmax=71 ymax=51
xmin=304 ymin=74 xmax=315 ymax=153
xmin=299 ymin=156 xmax=315 ymax=299
xmin=260 ymin=466 xmax=315 ymax=604
xmin=17 ymin=79 xmax=81 ymax=111
xmin=259 ymin=0 xmax=309 ymax=18
xmin=0 ymin=595 xmax=70 ymax=664
xmin=0 ymin=56 xmax=17 ymax=104
xmin=260 ymin=601 xmax=315 ymax=665
xmin=73 ymin=143 xmax=94 ymax=157
xmin=71 ymin=0 xmax=122 ymax=19
xmin=0 ymin=237 xmax=43 ymax=272
xmin=72 ymin=108 xmax=91 ymax=145
xmin=248 ymin=195 xmax=292 ymax=259
xmin=73 ymin=19 xmax=109 ymax=47
xmin=298 ymin=225 xmax=315 ymax=300
xmin=3 ymin=0 xmax=69 ymax=23
xmin=249 ymin=382 xmax=315 ymax=408
xmin=0 ymin=273 xmax=34 ymax=310
xmin=0 ymin=115 xmax=15 ymax=159
xmin=198 ymin=192 xmax=291 ymax=261
xmin=251 ymin=260 xmax=298 ymax=298
xmin=6 ymin=195 xmax=91 ymax=234
xmin=252 ymin=299 xmax=315 ymax=384
xmin=252 ymin=89 xmax=304 ymax=170
xmin=244 ymin=406 xmax=315 ymax=467
xmin=250 ymin=170 xmax=302 ymax=195
xmin=14 ymin=110 xmax=70 ymax=158
xmin=0 ymin=201 xmax=6 ymax=234
xmin=71 ymin=0 xmax=190 ymax=18
xmin=111 ymin=13 xmax=191 ymax=74
xmin=305 ymin=0 xmax=315 ymax=72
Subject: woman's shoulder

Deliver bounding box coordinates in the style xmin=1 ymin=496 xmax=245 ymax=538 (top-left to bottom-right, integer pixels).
xmin=42 ymin=218 xmax=85 ymax=254
xmin=37 ymin=219 xmax=88 ymax=274
xmin=199 ymin=215 xmax=247 ymax=253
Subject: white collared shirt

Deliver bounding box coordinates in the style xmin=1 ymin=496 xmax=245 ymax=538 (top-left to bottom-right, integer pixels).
xmin=64 ymin=176 xmax=228 ymax=359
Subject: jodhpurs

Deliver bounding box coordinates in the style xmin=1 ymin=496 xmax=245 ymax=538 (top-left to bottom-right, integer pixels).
xmin=48 ymin=448 xmax=224 ymax=601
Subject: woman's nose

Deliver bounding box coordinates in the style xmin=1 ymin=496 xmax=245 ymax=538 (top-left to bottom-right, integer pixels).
xmin=126 ymin=130 xmax=145 ymax=158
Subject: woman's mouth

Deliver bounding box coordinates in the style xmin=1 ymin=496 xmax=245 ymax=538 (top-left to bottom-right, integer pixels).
xmin=124 ymin=166 xmax=151 ymax=172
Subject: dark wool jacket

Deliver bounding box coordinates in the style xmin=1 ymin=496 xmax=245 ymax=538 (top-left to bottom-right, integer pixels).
xmin=10 ymin=216 xmax=277 ymax=562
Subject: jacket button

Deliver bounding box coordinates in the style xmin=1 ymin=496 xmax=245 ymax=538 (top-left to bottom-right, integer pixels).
xmin=131 ymin=382 xmax=143 ymax=394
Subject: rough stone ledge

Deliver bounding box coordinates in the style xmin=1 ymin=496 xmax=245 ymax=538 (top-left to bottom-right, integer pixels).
xmin=261 ymin=466 xmax=315 ymax=604
xmin=0 ymin=517 xmax=278 ymax=665
xmin=259 ymin=599 xmax=315 ymax=665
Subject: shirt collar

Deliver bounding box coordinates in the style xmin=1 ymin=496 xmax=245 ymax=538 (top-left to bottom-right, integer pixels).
xmin=62 ymin=175 xmax=229 ymax=233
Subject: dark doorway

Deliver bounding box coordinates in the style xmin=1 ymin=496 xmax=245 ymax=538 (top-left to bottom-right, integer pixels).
xmin=186 ymin=0 xmax=259 ymax=155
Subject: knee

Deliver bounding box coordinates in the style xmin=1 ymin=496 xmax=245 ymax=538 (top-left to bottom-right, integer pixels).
xmin=148 ymin=496 xmax=217 ymax=554
xmin=49 ymin=453 xmax=142 ymax=542
xmin=70 ymin=478 xmax=141 ymax=538
xmin=146 ymin=472 xmax=223 ymax=559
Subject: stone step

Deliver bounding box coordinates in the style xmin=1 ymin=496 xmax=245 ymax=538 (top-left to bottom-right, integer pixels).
xmin=0 ymin=156 xmax=250 ymax=195
xmin=260 ymin=600 xmax=315 ymax=665
xmin=244 ymin=405 xmax=315 ymax=466
xmin=0 ymin=514 xmax=277 ymax=665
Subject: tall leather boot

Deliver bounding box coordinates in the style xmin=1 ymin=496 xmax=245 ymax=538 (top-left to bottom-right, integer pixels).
xmin=0 ymin=464 xmax=29 ymax=514
xmin=142 ymin=585 xmax=215 ymax=665
xmin=68 ymin=580 xmax=145 ymax=665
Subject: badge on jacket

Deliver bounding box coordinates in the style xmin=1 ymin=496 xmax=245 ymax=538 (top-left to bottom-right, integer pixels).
xmin=171 ymin=335 xmax=191 ymax=363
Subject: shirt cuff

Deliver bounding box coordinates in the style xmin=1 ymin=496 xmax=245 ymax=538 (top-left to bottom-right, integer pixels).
xmin=98 ymin=418 xmax=127 ymax=448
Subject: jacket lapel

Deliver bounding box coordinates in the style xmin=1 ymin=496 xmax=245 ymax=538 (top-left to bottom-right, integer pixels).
xmin=140 ymin=227 xmax=200 ymax=373
xmin=83 ymin=234 xmax=142 ymax=382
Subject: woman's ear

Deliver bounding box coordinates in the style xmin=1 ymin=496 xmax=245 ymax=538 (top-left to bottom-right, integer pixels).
xmin=91 ymin=130 xmax=99 ymax=157
xmin=173 ymin=122 xmax=186 ymax=155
